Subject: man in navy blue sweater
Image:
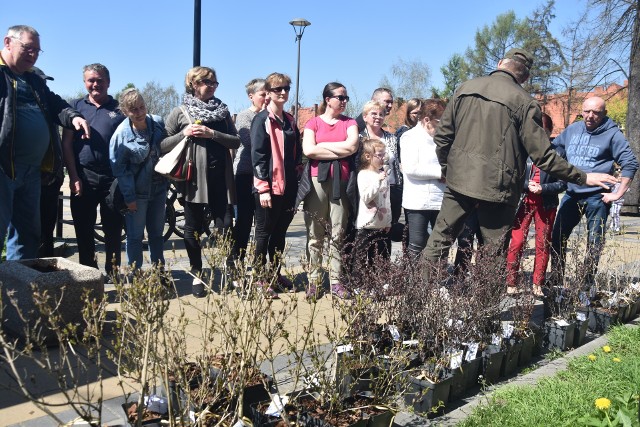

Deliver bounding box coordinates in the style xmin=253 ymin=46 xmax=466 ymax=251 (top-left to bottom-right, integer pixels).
xmin=550 ymin=96 xmax=638 ymax=284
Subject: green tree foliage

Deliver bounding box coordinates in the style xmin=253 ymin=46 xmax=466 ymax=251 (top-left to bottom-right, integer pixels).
xmin=379 ymin=58 xmax=432 ymax=102
xmin=464 ymin=11 xmax=524 ymax=78
xmin=519 ymin=0 xmax=566 ymax=95
xmin=462 ymin=2 xmax=565 ymax=97
xmin=435 ymin=54 xmax=470 ymax=99
xmin=607 ymin=96 xmax=628 ymax=130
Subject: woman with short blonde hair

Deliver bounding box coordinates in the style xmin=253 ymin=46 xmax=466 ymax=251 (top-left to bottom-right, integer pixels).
xmin=162 ymin=66 xmax=240 ymax=297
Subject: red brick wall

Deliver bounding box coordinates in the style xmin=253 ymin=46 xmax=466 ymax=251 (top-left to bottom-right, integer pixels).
xmin=536 ymin=81 xmax=628 ymax=137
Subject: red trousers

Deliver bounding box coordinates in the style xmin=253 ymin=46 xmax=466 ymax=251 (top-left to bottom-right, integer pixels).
xmin=506 ymin=194 xmax=557 ymax=286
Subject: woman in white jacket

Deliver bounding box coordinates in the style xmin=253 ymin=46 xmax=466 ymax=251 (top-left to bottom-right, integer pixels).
xmin=400 ymin=99 xmax=447 ymax=259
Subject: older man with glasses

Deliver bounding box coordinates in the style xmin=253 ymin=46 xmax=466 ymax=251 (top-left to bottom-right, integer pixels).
xmin=0 ymin=24 xmax=89 ymax=260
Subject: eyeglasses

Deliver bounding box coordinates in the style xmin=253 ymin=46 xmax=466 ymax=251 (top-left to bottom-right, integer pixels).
xmin=11 ymin=37 xmax=43 ymax=54
xmin=270 ymin=86 xmax=291 ymax=93
xmin=198 ymin=79 xmax=219 ymax=88
xmin=372 ymin=152 xmax=385 ymax=159
xmin=331 ymin=95 xmax=350 ymax=102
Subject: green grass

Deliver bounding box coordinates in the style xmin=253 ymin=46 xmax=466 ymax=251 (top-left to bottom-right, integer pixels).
xmin=458 ymin=325 xmax=640 ymax=426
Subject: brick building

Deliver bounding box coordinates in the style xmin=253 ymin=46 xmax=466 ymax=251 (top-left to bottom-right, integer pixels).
xmin=536 ymin=81 xmax=628 ymax=137
xmin=291 ymin=81 xmax=628 ymax=138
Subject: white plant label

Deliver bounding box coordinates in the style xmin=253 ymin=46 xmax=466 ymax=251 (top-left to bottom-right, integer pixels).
xmin=388 ymin=324 xmax=401 ymax=341
xmin=466 ymin=342 xmax=479 ymax=361
xmin=449 ymin=349 xmax=463 ymax=369
xmin=491 ymin=334 xmax=502 ymax=347
xmin=502 ymin=323 xmax=514 ymax=339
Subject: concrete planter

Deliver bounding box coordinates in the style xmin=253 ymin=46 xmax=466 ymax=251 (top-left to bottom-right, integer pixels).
xmin=0 ymin=257 xmax=102 ymax=344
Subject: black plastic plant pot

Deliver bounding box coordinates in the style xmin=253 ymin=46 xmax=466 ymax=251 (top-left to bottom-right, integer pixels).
xmin=544 ymin=320 xmax=575 ymax=351
xmin=449 ymin=357 xmax=481 ymax=401
xmin=403 ymin=371 xmax=454 ymax=417
xmin=573 ymin=319 xmax=590 ymax=348
xmin=500 ymin=340 xmax=523 ymax=378
xmin=518 ymin=334 xmax=535 ymax=367
xmin=481 ymin=350 xmax=505 ymax=385
xmin=447 ymin=367 xmax=464 ymax=402
xmin=242 ymin=378 xmax=273 ymax=419
xmin=622 ymin=303 xmax=633 ymax=322
xmin=531 ymin=326 xmax=545 ymax=356
xmin=588 ymin=308 xmax=620 ymax=334
xmin=633 ymin=299 xmax=640 ymax=320
xmin=366 ymin=408 xmax=395 ymax=427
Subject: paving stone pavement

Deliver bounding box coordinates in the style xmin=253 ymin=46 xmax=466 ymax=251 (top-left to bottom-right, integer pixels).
xmin=4 ymin=182 xmax=640 ymax=425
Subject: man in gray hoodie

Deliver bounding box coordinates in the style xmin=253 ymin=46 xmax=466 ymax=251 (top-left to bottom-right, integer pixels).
xmin=550 ymin=96 xmax=638 ymax=283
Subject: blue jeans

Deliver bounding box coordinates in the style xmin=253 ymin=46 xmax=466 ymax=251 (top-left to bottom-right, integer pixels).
xmin=405 ymin=209 xmax=439 ymax=258
xmin=551 ymin=192 xmax=609 ymax=282
xmin=124 ymin=182 xmax=167 ymax=269
xmin=1 ymin=164 xmax=41 ymax=260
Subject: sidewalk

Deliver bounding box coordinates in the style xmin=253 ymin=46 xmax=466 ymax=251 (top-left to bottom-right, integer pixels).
xmin=3 ymin=182 xmax=640 ymax=425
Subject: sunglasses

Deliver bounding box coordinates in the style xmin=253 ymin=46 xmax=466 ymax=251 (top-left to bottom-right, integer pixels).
xmin=199 ymin=79 xmax=219 ymax=88
xmin=331 ymin=95 xmax=350 ymax=102
xmin=270 ymin=86 xmax=291 ymax=93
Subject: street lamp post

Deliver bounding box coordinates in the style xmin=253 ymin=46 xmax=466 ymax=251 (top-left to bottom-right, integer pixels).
xmin=289 ymin=18 xmax=311 ymax=127
xmin=193 ymin=0 xmax=201 ymax=66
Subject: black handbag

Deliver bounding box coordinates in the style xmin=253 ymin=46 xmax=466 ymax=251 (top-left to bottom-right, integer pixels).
xmin=106 ymin=178 xmax=127 ymax=214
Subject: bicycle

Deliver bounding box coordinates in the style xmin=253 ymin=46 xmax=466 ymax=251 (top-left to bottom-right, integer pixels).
xmin=93 ymin=182 xmax=208 ymax=243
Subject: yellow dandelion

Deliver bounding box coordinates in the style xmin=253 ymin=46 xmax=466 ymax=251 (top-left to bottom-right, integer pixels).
xmin=588 ymin=354 xmax=597 ymax=361
xmin=602 ymin=345 xmax=612 ymax=353
xmin=595 ymin=397 xmax=611 ymax=411
xmin=613 ymin=357 xmax=621 ymax=363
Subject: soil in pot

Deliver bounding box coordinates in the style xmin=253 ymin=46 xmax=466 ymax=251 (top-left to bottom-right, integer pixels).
xmin=122 ymin=402 xmax=165 ymax=426
xmin=296 ymin=394 xmax=393 ymax=427
xmin=251 ymin=400 xmax=302 ymax=427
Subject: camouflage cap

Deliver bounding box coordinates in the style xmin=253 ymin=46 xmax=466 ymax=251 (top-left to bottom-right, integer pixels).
xmin=504 ymin=48 xmax=533 ymax=69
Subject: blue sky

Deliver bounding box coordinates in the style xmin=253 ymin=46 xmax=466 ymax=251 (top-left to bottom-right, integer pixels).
xmin=3 ymin=0 xmax=594 ymax=114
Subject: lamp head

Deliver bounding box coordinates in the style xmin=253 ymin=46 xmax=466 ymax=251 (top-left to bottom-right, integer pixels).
xmin=289 ymin=18 xmax=311 ymax=37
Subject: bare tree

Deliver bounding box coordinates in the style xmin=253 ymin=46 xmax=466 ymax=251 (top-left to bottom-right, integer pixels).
xmin=379 ymin=58 xmax=432 ymax=101
xmin=140 ymin=81 xmax=180 ymax=119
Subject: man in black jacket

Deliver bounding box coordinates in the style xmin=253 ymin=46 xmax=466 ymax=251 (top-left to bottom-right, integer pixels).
xmin=0 ymin=25 xmax=89 ymax=260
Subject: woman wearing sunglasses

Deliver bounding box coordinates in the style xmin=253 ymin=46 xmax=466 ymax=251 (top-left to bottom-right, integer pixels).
xmin=162 ymin=66 xmax=240 ymax=297
xmin=250 ymin=73 xmax=301 ymax=296
xmin=298 ymin=82 xmax=359 ymax=298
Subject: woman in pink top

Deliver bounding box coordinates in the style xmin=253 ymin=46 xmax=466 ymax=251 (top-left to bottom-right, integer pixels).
xmin=300 ymin=82 xmax=359 ymax=298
